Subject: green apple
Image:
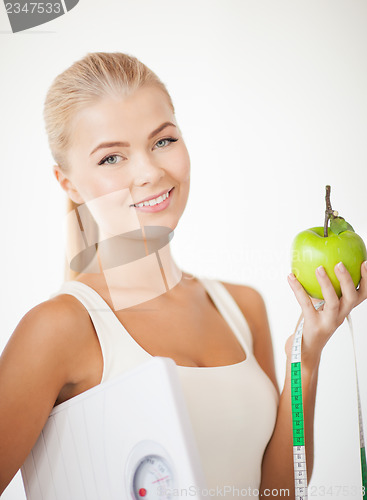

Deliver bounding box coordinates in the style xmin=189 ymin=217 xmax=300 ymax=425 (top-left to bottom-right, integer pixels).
xmin=291 ymin=226 xmax=367 ymax=299
xmin=290 ymin=186 xmax=367 ymax=300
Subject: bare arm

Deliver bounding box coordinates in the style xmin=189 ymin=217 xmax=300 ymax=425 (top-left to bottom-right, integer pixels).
xmin=260 ymin=260 xmax=367 ymax=496
xmin=0 ymin=297 xmax=93 ymax=494
xmin=224 ymin=260 xmax=367 ymax=498
xmin=259 ymin=342 xmax=320 ymax=496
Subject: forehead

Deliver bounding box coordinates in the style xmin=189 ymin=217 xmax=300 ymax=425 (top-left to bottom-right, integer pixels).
xmin=69 ymin=86 xmax=174 ymax=151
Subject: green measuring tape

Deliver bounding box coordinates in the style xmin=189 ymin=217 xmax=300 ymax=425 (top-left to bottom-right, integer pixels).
xmin=291 ymin=302 xmax=367 ymax=500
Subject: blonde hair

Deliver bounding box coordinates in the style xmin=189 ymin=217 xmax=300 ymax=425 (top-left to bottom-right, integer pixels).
xmin=43 ymin=52 xmax=175 ymax=281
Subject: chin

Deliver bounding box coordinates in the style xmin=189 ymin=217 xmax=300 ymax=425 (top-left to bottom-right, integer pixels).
xmin=139 ymin=218 xmax=178 ymax=233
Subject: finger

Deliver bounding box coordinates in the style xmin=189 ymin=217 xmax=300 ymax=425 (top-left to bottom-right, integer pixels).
xmin=288 ymin=273 xmax=318 ymax=320
xmin=335 ymin=261 xmax=359 ymax=316
xmin=315 ymin=266 xmax=339 ymax=314
xmin=355 ymin=260 xmax=367 ymax=307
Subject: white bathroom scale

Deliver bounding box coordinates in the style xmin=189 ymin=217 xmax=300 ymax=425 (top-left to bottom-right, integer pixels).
xmin=21 ymin=356 xmax=207 ymax=499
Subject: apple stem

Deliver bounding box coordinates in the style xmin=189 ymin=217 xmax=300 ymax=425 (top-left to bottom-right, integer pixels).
xmin=324 ymin=185 xmax=333 ymax=237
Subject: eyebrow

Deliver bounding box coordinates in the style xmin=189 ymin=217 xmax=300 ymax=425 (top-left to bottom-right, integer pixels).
xmin=89 ymin=121 xmax=177 ymax=156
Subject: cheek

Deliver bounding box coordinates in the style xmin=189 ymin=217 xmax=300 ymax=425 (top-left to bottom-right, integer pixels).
xmin=169 ymin=146 xmax=190 ymax=183
xmin=77 ymin=172 xmax=131 ymax=202
xmin=75 ymin=174 xmax=138 ymax=236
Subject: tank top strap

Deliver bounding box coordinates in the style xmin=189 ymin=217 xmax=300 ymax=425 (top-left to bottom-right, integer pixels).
xmin=49 ymin=280 xmax=128 ymax=382
xmin=197 ymin=276 xmax=254 ymax=355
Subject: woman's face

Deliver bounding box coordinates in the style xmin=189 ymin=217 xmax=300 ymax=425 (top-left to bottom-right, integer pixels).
xmin=59 ymin=85 xmax=191 ymax=239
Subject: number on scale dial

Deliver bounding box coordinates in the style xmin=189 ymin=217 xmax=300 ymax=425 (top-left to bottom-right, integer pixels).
xmin=132 ymin=454 xmax=174 ymax=499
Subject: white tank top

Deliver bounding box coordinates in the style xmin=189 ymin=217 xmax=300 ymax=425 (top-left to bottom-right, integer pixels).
xmin=50 ymin=276 xmax=279 ymax=497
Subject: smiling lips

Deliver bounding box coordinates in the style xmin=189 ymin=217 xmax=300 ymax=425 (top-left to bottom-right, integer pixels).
xmin=130 ymin=187 xmax=174 ymax=212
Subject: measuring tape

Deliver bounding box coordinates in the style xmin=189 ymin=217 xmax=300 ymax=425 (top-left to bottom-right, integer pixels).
xmin=291 ymin=302 xmax=367 ymax=500
xmin=348 ymin=314 xmax=367 ymax=498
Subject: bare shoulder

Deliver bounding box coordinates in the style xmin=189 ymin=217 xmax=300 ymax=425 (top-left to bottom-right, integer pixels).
xmin=219 ymin=280 xmax=280 ymax=395
xmin=2 ymin=293 xmax=96 ymax=385
xmin=5 ymin=295 xmax=78 ymax=351
xmin=23 ymin=293 xmax=86 ymax=326
xmin=218 ymin=281 xmax=270 ymax=350
xmin=11 ymin=293 xmax=90 ymax=349
xmin=30 ymin=293 xmax=103 ymax=383
xmin=0 ymin=294 xmax=98 ymax=493
xmin=0 ymin=292 xmax=105 ymax=491
xmin=218 ymin=280 xmax=267 ymax=340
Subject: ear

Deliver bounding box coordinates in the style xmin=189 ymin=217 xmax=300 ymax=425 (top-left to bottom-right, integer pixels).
xmin=53 ymin=164 xmax=84 ymax=205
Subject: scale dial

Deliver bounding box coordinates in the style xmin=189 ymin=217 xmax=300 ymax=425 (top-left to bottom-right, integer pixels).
xmin=132 ymin=454 xmax=173 ymax=499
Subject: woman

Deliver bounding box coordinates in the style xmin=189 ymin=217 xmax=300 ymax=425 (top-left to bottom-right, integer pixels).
xmin=0 ymin=51 xmax=366 ymax=498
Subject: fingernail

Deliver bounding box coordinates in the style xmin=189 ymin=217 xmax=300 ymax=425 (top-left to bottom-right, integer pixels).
xmin=288 ymin=273 xmax=296 ymax=281
xmin=364 ymin=261 xmax=367 ymax=271
xmin=337 ymin=261 xmax=346 ymax=273
xmin=317 ymin=265 xmax=326 ymax=276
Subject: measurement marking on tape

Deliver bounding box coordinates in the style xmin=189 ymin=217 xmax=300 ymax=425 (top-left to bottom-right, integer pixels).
xmin=291 ymin=303 xmax=367 ymax=500
xmin=347 ymin=315 xmax=367 ymax=499
xmin=291 ymin=314 xmax=309 ymax=500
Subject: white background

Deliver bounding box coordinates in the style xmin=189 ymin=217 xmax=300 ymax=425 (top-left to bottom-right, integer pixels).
xmin=1 ymin=0 xmax=367 ymax=498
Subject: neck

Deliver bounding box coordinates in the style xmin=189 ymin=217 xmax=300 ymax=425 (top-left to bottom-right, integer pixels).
xmin=95 ymin=225 xmax=182 ymax=311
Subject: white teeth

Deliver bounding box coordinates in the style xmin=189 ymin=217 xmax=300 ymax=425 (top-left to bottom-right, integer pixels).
xmin=134 ymin=189 xmax=171 ymax=208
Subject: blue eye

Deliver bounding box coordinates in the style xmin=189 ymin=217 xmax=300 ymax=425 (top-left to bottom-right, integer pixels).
xmin=99 ymin=154 xmax=123 ymax=166
xmin=155 ymin=138 xmax=179 ymax=148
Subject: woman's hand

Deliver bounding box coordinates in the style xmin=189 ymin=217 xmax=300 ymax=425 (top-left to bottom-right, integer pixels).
xmin=285 ymin=260 xmax=367 ymax=364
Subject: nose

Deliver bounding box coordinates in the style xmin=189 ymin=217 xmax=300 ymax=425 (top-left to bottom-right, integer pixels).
xmin=132 ymin=153 xmax=165 ymax=187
